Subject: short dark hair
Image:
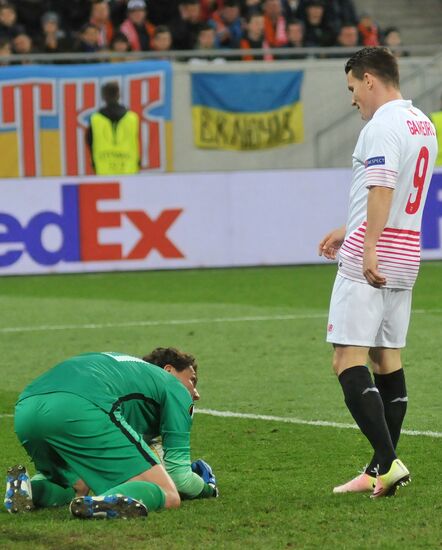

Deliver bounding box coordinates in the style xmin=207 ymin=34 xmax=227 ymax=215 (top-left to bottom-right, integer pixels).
xmin=345 ymin=46 xmax=399 ymax=88
xmin=246 ymin=8 xmax=263 ymax=22
xmin=101 ymin=81 xmax=120 ymax=103
xmin=143 ymin=347 xmax=198 ymax=373
xmin=111 ymin=32 xmax=129 ymax=46
xmin=80 ymin=22 xmax=99 ymax=34
xmin=286 ymin=17 xmax=304 ymax=29
xmin=154 ymin=25 xmax=170 ymax=37
xmin=199 ymin=22 xmax=215 ymax=33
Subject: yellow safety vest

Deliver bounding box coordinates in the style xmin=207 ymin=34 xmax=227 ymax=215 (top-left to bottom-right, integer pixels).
xmin=91 ymin=111 xmax=140 ymax=175
xmin=430 ymin=111 xmax=442 ymax=166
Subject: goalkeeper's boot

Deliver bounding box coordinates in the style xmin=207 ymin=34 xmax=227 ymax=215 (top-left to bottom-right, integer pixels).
xmin=333 ymin=471 xmax=376 ymax=494
xmin=371 ymin=459 xmax=410 ymax=498
xmin=4 ymin=464 xmax=34 ymax=513
xmin=70 ymin=494 xmax=148 ymax=519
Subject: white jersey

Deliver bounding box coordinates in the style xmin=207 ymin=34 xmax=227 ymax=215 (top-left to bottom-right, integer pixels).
xmin=338 ymin=99 xmax=438 ymax=289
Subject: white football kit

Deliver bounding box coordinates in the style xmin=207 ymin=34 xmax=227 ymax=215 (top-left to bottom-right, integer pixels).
xmin=327 ymin=99 xmax=438 ymax=347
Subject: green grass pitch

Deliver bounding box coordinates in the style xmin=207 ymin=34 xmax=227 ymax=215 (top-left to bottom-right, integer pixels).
xmin=1 ymin=263 xmax=442 ymax=549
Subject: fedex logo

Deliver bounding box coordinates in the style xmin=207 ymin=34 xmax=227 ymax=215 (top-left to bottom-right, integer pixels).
xmin=0 ymin=182 xmax=184 ymax=268
xmin=422 ymin=173 xmax=442 ymax=249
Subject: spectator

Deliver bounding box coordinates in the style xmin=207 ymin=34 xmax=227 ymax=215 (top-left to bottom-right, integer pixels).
xmin=86 ymin=81 xmax=140 ymax=175
xmin=169 ymin=0 xmax=203 ymax=50
xmin=335 ymin=22 xmax=359 ymax=47
xmin=90 ymin=0 xmax=115 ymax=48
xmin=334 ymin=0 xmax=358 ymax=26
xmin=189 ymin=22 xmax=226 ymax=62
xmin=74 ymin=23 xmax=103 ymax=55
xmin=210 ymin=0 xmax=243 ymax=49
xmin=382 ymin=26 xmax=408 ymax=57
xmin=142 ymin=0 xmax=179 ymax=26
xmin=302 ymin=0 xmax=335 ymax=47
xmin=282 ymin=0 xmax=301 ymax=20
xmin=120 ymin=0 xmax=155 ymax=51
xmin=152 ymin=25 xmax=173 ymax=54
xmin=200 ymin=0 xmax=224 ymax=22
xmin=12 ymin=0 xmax=52 ymax=39
xmin=35 ymin=11 xmax=70 ymax=54
xmin=109 ymin=31 xmax=132 ymax=61
xmin=263 ymin=0 xmax=288 ymax=47
xmin=240 ymin=0 xmax=262 ymax=18
xmin=297 ymin=0 xmax=340 ymax=34
xmin=0 ymin=34 xmax=11 ymax=65
xmin=279 ymin=17 xmax=306 ymax=58
xmin=240 ymin=10 xmax=273 ymax=61
xmin=59 ymin=1 xmax=91 ymax=34
xmin=0 ymin=4 xmax=24 ymax=41
xmin=12 ymin=31 xmax=35 ymax=62
xmin=357 ymin=12 xmax=380 ymax=46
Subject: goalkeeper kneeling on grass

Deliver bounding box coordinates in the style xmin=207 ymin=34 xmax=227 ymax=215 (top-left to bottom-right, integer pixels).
xmin=4 ymin=347 xmax=218 ymax=519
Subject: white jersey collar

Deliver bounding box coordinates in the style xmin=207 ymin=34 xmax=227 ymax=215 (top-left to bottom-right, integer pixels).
xmin=372 ymin=99 xmax=412 ymax=119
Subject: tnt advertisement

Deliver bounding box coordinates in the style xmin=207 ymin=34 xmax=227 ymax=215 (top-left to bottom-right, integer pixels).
xmin=0 ymin=61 xmax=173 ymax=178
xmin=0 ymin=169 xmax=441 ymax=276
xmin=191 ymin=71 xmax=304 ymax=151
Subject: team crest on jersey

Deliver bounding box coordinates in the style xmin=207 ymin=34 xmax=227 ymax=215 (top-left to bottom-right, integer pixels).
xmin=189 ymin=404 xmax=194 ymax=417
xmin=365 ymin=156 xmax=385 ymax=167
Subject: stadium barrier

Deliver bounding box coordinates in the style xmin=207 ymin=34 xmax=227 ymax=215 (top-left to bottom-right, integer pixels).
xmin=1 ymin=55 xmax=441 ymax=178
xmin=1 ymin=169 xmax=441 ymax=276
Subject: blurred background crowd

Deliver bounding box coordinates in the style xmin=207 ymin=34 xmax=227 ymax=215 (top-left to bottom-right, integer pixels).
xmin=0 ymin=0 xmax=406 ymax=63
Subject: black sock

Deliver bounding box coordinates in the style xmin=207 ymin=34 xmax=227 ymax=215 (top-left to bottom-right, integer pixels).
xmin=339 ymin=365 xmax=396 ymax=475
xmin=366 ymin=369 xmax=408 ymax=475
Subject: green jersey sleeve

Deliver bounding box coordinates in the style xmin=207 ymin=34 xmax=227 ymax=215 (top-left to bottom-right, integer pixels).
xmin=160 ymin=379 xmax=205 ymax=498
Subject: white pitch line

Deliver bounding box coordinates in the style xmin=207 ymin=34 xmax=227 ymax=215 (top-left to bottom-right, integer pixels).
xmin=195 ymin=408 xmax=442 ymax=439
xmin=0 ymin=313 xmax=327 ymax=334
xmin=2 ymin=408 xmax=441 ymax=438
xmin=0 ymin=308 xmax=440 ymax=334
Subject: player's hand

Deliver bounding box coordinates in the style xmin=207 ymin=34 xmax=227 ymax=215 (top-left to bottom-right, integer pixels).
xmin=319 ymin=226 xmax=346 ymax=260
xmin=363 ymin=248 xmax=386 ymax=287
xmin=191 ymin=459 xmax=216 ymax=485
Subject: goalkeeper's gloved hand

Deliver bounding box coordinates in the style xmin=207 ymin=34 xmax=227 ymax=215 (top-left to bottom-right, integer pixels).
xmin=191 ymin=459 xmax=216 ymax=485
xmin=191 ymin=459 xmax=219 ymax=497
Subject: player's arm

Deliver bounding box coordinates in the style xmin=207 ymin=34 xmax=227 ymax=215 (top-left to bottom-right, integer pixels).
xmin=162 ymin=445 xmax=218 ymax=499
xmin=361 ymin=121 xmax=400 ymax=286
xmin=318 ymin=225 xmax=347 ymax=259
xmin=363 ymin=186 xmax=393 ymax=287
xmin=161 ymin=383 xmax=218 ymax=499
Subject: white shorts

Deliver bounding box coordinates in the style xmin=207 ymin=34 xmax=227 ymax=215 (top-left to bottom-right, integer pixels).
xmin=326 ymin=274 xmax=412 ymax=348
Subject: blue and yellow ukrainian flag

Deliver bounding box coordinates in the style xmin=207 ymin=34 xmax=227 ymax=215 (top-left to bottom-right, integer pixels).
xmin=191 ymin=71 xmax=304 ymax=151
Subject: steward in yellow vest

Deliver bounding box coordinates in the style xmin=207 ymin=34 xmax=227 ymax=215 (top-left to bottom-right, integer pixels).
xmin=430 ymin=110 xmax=442 ymax=166
xmin=86 ymin=81 xmax=140 ymax=175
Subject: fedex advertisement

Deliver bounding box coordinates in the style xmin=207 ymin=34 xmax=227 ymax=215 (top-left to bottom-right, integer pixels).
xmin=0 ymin=169 xmax=441 ymax=276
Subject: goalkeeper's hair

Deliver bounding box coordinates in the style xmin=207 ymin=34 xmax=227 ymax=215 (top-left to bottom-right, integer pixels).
xmin=143 ymin=347 xmax=198 ymax=373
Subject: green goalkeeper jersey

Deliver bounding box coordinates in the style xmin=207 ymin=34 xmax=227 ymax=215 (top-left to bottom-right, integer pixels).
xmin=18 ymin=352 xmax=206 ymax=498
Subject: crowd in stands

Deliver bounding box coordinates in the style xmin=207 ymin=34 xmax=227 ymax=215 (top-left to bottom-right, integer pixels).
xmin=0 ymin=0 xmax=407 ymax=64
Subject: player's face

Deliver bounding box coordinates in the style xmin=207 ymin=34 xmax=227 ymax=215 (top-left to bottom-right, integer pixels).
xmin=347 ymin=70 xmax=374 ymax=121
xmin=167 ymin=365 xmax=200 ymax=401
